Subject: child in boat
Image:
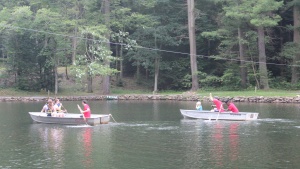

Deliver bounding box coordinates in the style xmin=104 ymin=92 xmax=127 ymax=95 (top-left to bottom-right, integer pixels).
xmin=196 ymin=100 xmax=203 ymax=111
xmin=54 ymin=99 xmax=65 ymax=117
xmin=41 ymin=99 xmax=56 ymax=116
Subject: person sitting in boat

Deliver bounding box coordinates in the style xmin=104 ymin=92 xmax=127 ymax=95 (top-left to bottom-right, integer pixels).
xmin=210 ymin=105 xmax=218 ymax=112
xmin=78 ymin=100 xmax=91 ymax=118
xmin=54 ymin=99 xmax=66 ymax=117
xmin=225 ymin=99 xmax=239 ymax=113
xmin=209 ymin=93 xmax=224 ymax=112
xmin=41 ymin=99 xmax=56 ymax=116
xmin=196 ymin=100 xmax=203 ymax=111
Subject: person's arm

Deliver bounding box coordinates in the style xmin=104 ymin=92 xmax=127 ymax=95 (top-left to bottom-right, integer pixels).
xmin=78 ymin=105 xmax=90 ymax=113
xmin=209 ymin=93 xmax=213 ymax=101
xmin=61 ymin=104 xmax=66 ymax=112
xmin=41 ymin=105 xmax=46 ymax=112
xmin=82 ymin=107 xmax=90 ymax=113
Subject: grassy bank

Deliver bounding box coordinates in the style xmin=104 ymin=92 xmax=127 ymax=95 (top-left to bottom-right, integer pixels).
xmin=0 ymin=87 xmax=298 ymax=98
xmin=0 ymin=65 xmax=298 ymax=98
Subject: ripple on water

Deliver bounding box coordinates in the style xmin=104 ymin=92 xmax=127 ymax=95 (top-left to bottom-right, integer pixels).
xmin=257 ymin=118 xmax=296 ymax=123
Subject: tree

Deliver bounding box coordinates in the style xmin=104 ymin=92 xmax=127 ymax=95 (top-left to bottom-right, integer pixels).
xmin=291 ymin=0 xmax=300 ymax=84
xmin=102 ymin=0 xmax=111 ymax=95
xmin=187 ymin=0 xmax=199 ymax=91
xmin=72 ymin=26 xmax=118 ymax=93
xmin=32 ymin=8 xmax=69 ymax=94
xmin=248 ymin=0 xmax=283 ymax=89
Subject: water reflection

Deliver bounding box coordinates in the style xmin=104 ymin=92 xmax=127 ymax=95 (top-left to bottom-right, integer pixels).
xmin=82 ymin=128 xmax=92 ymax=168
xmin=209 ymin=122 xmax=241 ymax=167
xmin=210 ymin=122 xmax=224 ymax=167
xmin=229 ymin=123 xmax=239 ymax=162
xmin=3 ymin=101 xmax=300 ymax=169
xmin=37 ymin=125 xmax=65 ymax=168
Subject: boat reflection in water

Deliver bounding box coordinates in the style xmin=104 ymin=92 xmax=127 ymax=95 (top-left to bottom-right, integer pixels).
xmin=210 ymin=121 xmax=240 ymax=167
xmin=82 ymin=128 xmax=92 ymax=168
xmin=180 ymin=119 xmax=243 ymax=168
xmin=229 ymin=123 xmax=239 ymax=161
xmin=37 ymin=125 xmax=65 ymax=168
xmin=210 ymin=122 xmax=224 ymax=167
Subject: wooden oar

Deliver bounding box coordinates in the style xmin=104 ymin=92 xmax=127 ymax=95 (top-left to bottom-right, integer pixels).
xmin=77 ymin=104 xmax=88 ymax=125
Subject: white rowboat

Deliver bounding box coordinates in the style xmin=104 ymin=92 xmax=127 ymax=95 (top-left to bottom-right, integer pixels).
xmin=29 ymin=112 xmax=110 ymax=125
xmin=180 ymin=109 xmax=259 ymax=121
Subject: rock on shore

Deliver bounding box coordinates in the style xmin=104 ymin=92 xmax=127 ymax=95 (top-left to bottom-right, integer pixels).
xmin=1 ymin=94 xmax=300 ymax=103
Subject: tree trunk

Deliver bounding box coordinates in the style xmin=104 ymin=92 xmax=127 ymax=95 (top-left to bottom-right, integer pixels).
xmin=87 ymin=75 xmax=93 ymax=93
xmin=187 ymin=0 xmax=199 ymax=91
xmin=153 ymin=57 xmax=160 ymax=94
xmin=153 ymin=30 xmax=160 ymax=94
xmin=102 ymin=0 xmax=111 ymax=95
xmin=257 ymin=26 xmax=269 ymax=89
xmin=238 ymin=27 xmax=247 ymax=88
xmin=292 ymin=5 xmax=300 ymax=84
xmin=136 ymin=61 xmax=141 ymax=83
xmin=120 ymin=41 xmax=124 ymax=79
xmin=71 ymin=26 xmax=78 ymax=65
xmin=54 ymin=65 xmax=58 ymax=95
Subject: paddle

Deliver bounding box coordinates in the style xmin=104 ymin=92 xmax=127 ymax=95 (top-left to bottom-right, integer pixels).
xmin=61 ymin=105 xmax=68 ymax=113
xmin=77 ymin=104 xmax=88 ymax=125
xmin=216 ymin=104 xmax=223 ymax=121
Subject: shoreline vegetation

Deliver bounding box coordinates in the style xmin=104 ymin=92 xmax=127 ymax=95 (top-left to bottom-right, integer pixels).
xmin=1 ymin=89 xmax=300 ymax=103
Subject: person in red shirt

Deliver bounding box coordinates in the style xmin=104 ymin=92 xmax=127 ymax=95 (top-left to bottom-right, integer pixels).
xmin=78 ymin=100 xmax=91 ymax=118
xmin=209 ymin=93 xmax=224 ymax=112
xmin=225 ymin=99 xmax=239 ymax=113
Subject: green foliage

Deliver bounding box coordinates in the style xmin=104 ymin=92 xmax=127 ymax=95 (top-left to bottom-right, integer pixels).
xmin=269 ymin=76 xmax=300 ymax=90
xmin=71 ymin=26 xmax=119 ymax=81
xmin=221 ymin=66 xmax=242 ymax=90
xmin=200 ymin=75 xmax=222 ymax=88
xmin=0 ymin=0 xmax=297 ymax=94
xmin=280 ymin=42 xmax=299 ymax=60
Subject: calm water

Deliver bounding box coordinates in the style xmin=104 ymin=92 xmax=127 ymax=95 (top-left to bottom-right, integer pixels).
xmin=1 ymin=100 xmax=300 ymax=169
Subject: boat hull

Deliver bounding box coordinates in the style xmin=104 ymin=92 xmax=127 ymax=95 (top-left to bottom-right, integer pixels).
xmin=180 ymin=109 xmax=259 ymax=121
xmin=29 ymin=112 xmax=110 ymax=125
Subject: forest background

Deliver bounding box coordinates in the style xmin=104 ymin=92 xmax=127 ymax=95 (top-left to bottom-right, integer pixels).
xmin=0 ymin=0 xmax=299 ymax=97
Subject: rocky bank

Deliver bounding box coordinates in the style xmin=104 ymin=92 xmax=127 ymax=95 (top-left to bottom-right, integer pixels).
xmin=1 ymin=94 xmax=300 ymax=103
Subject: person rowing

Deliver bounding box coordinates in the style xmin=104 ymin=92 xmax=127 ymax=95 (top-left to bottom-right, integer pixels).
xmin=209 ymin=93 xmax=224 ymax=112
xmin=77 ymin=100 xmax=91 ymax=118
xmin=41 ymin=99 xmax=56 ymax=116
xmin=225 ymin=99 xmax=239 ymax=113
xmin=54 ymin=99 xmax=66 ymax=117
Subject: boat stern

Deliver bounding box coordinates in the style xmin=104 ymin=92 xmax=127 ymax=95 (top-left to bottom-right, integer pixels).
xmin=245 ymin=113 xmax=259 ymax=120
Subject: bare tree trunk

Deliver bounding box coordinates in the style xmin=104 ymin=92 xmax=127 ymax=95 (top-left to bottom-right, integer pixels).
xmin=257 ymin=26 xmax=269 ymax=89
xmin=187 ymin=0 xmax=199 ymax=91
xmin=238 ymin=27 xmax=247 ymax=88
xmin=87 ymin=75 xmax=93 ymax=93
xmin=292 ymin=5 xmax=300 ymax=84
xmin=54 ymin=65 xmax=58 ymax=95
xmin=120 ymin=42 xmax=124 ymax=79
xmin=102 ymin=0 xmax=111 ymax=95
xmin=153 ymin=30 xmax=160 ymax=94
xmin=136 ymin=61 xmax=140 ymax=82
xmin=71 ymin=2 xmax=82 ymax=65
xmin=71 ymin=26 xmax=78 ymax=65
xmin=153 ymin=57 xmax=160 ymax=94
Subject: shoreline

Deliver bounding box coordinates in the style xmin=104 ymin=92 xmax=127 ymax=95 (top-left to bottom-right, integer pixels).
xmin=1 ymin=94 xmax=300 ymax=103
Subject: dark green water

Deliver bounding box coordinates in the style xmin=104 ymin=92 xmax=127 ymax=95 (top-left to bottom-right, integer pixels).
xmin=1 ymin=100 xmax=300 ymax=169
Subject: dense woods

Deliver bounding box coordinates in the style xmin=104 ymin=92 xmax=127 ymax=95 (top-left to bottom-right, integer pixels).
xmin=0 ymin=0 xmax=299 ymax=94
